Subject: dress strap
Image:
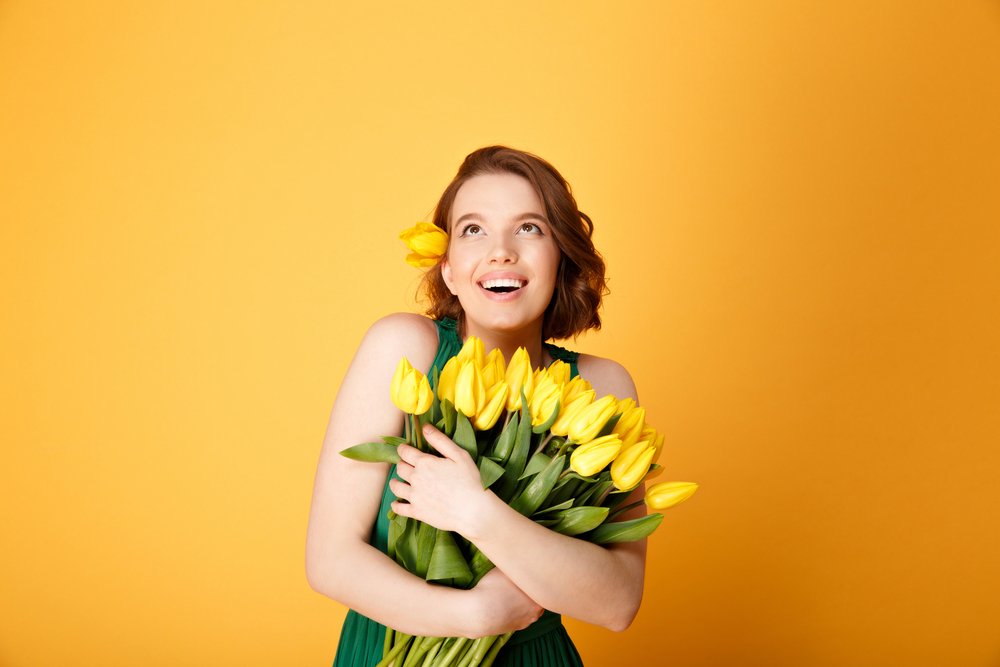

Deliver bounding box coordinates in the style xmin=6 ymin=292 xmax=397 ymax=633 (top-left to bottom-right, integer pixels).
xmin=544 ymin=342 xmax=580 ymax=379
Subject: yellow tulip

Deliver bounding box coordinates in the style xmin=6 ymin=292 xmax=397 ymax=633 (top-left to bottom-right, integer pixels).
xmin=482 ymin=348 xmax=506 ymax=387
xmin=611 ymin=440 xmax=656 ymax=490
xmin=546 ymin=359 xmax=571 ymax=385
xmin=562 ymin=376 xmax=594 ymax=404
xmin=456 ymin=335 xmax=486 ymax=369
xmin=645 ymin=481 xmax=699 ymax=510
xmin=437 ymin=356 xmax=460 ymax=404
xmin=529 ymin=371 xmax=562 ymax=427
xmin=570 ymin=434 xmax=622 ymax=477
xmin=505 ymin=347 xmax=533 ymax=410
xmin=473 ymin=381 xmax=509 ymax=430
xmin=399 ymin=222 xmax=448 ymax=268
xmin=454 ymin=359 xmax=486 ymax=418
xmin=567 ymin=394 xmax=618 ymax=444
xmin=612 ymin=406 xmax=646 ymax=449
xmin=550 ymin=389 xmax=596 ymax=437
xmin=616 ymin=397 xmax=637 ymax=414
xmin=389 ymin=357 xmax=434 ymax=415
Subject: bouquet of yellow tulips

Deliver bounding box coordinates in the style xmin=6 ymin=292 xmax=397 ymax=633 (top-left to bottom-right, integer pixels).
xmin=342 ymin=336 xmax=698 ymax=667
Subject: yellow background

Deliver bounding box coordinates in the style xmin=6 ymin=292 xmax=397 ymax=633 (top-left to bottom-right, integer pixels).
xmin=2 ymin=2 xmax=998 ymax=665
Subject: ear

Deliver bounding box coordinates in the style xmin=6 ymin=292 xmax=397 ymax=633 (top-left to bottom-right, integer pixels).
xmin=440 ymin=258 xmax=458 ymax=296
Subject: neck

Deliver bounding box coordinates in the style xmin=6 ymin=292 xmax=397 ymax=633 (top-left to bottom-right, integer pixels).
xmin=459 ymin=318 xmax=550 ymax=369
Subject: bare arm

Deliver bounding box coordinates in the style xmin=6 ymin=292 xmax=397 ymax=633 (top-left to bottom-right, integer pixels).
xmin=304 ymin=314 xmax=542 ymax=637
xmin=391 ymin=356 xmax=649 ymax=631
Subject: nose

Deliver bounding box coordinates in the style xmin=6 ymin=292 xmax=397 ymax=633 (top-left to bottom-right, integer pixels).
xmin=488 ymin=237 xmax=517 ymax=264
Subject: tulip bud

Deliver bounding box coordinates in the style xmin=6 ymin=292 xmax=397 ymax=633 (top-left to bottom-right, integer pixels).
xmin=550 ymin=389 xmax=596 ymax=437
xmin=645 ymin=481 xmax=699 ymax=510
xmin=616 ymin=397 xmax=637 ymax=414
xmin=473 ymin=381 xmax=509 ymax=430
xmin=567 ymin=394 xmax=618 ymax=444
xmin=437 ymin=356 xmax=460 ymax=404
xmin=389 ymin=357 xmax=433 ymax=415
xmin=454 ymin=359 xmax=486 ymax=418
xmin=399 ymin=222 xmax=448 ymax=267
xmin=481 ymin=348 xmax=506 ymax=387
xmin=529 ymin=372 xmax=562 ymax=427
xmin=610 ymin=440 xmax=656 ymax=490
xmin=505 ymin=347 xmax=533 ymax=410
xmin=546 ymin=359 xmax=571 ymax=385
xmin=612 ymin=406 xmax=646 ymax=449
xmin=456 ymin=335 xmax=486 ymax=369
xmin=569 ymin=434 xmax=622 ymax=477
xmin=562 ymin=376 xmax=593 ymax=404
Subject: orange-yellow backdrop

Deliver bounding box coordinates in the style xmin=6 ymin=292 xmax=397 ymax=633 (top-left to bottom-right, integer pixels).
xmin=2 ymin=2 xmax=998 ymax=666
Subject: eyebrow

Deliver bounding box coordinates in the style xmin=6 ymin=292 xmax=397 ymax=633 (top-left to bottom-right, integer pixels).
xmin=453 ymin=212 xmax=549 ymax=226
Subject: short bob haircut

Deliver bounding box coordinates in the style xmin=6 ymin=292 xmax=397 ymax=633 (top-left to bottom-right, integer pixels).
xmin=422 ymin=146 xmax=608 ymax=341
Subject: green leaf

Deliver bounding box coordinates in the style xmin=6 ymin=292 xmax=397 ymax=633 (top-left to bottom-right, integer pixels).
xmin=381 ymin=436 xmax=408 ymax=447
xmin=550 ymin=506 xmax=609 ymax=536
xmin=510 ymin=454 xmax=566 ymax=516
xmin=506 ymin=400 xmax=532 ymax=480
xmin=452 ymin=411 xmax=478 ymax=459
xmin=468 ymin=545 xmax=495 ymax=586
xmin=585 ymin=513 xmax=664 ymax=544
xmin=440 ymin=399 xmax=457 ymax=436
xmin=597 ymin=412 xmax=623 ymax=438
xmin=517 ymin=452 xmax=552 ymax=481
xmin=493 ymin=412 xmax=518 ymax=463
xmin=578 ymin=479 xmax=613 ymax=506
xmin=414 ymin=521 xmax=436 ymax=579
xmin=534 ymin=499 xmax=574 ymax=515
xmin=478 ymin=457 xmax=506 ymax=490
xmin=426 ymin=531 xmax=473 ymax=587
xmin=339 ymin=441 xmax=400 ymax=464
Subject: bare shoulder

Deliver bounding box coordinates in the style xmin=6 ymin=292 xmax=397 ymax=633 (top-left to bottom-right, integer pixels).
xmin=357 ymin=312 xmax=440 ymax=373
xmin=575 ymin=353 xmax=638 ymax=402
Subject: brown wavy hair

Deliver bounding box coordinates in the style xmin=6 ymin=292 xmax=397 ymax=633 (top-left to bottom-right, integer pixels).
xmin=422 ymin=146 xmax=607 ymax=341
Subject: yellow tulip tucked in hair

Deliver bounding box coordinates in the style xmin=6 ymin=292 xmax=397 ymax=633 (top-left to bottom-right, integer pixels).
xmin=567 ymin=394 xmax=618 ymax=444
xmin=505 ymin=347 xmax=533 ymax=410
xmin=570 ymin=434 xmax=623 ymax=477
xmin=482 ymin=348 xmax=506 ymax=387
xmin=454 ymin=359 xmax=486 ymax=418
xmin=389 ymin=357 xmax=434 ymax=415
xmin=456 ymin=335 xmax=486 ymax=369
xmin=437 ymin=356 xmax=460 ymax=404
xmin=645 ymin=481 xmax=699 ymax=510
xmin=473 ymin=382 xmax=509 ymax=430
xmin=611 ymin=440 xmax=656 ymax=490
xmin=399 ymin=222 xmax=448 ymax=268
xmin=612 ymin=406 xmax=646 ymax=449
xmin=529 ymin=369 xmax=563 ymax=426
xmin=550 ymin=389 xmax=596 ymax=437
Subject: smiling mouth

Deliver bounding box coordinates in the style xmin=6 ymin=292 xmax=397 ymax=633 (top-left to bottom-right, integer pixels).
xmin=479 ymin=278 xmax=526 ymax=293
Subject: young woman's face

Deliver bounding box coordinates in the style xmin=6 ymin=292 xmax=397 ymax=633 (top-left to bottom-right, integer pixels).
xmin=442 ymin=172 xmax=561 ymax=337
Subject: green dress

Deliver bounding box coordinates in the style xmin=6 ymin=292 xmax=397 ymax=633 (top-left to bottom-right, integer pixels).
xmin=333 ymin=318 xmax=585 ymax=667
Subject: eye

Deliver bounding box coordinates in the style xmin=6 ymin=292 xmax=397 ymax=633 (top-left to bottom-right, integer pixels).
xmin=518 ymin=222 xmax=543 ymax=235
xmin=459 ymin=223 xmax=483 ymax=236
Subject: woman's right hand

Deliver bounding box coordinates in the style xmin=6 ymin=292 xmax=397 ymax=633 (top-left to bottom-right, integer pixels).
xmin=468 ymin=568 xmax=544 ymax=636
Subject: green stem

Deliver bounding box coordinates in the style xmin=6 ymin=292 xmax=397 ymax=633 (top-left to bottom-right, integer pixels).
xmin=375 ymin=633 xmax=413 ymax=667
xmin=402 ymin=635 xmax=439 ymax=667
xmin=434 ymin=637 xmax=470 ymax=667
xmin=608 ymin=498 xmax=645 ymax=520
xmin=454 ymin=637 xmax=485 ymax=667
xmin=532 ymin=432 xmax=554 ymax=457
xmin=421 ymin=639 xmax=443 ymax=666
xmin=383 ymin=627 xmax=395 ymax=659
xmin=480 ymin=632 xmax=513 ymax=667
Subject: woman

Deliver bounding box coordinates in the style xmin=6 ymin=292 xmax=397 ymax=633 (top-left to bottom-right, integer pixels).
xmin=306 ymin=146 xmax=648 ymax=665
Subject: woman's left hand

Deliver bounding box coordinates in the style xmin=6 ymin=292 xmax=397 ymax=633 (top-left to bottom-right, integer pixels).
xmin=389 ymin=424 xmax=489 ymax=536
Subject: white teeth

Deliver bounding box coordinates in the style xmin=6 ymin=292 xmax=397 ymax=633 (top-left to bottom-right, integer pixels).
xmin=480 ymin=278 xmax=525 ymax=289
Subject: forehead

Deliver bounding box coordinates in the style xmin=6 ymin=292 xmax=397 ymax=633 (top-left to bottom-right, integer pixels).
xmin=451 ymin=173 xmax=545 ymax=224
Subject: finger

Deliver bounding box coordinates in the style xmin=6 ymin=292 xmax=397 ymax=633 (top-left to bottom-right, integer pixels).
xmin=395 ymin=461 xmax=413 ymax=481
xmin=388 ymin=478 xmax=411 ymax=501
xmin=390 ymin=500 xmax=416 ymax=519
xmin=397 ymin=443 xmax=426 ymax=465
xmin=421 ymin=424 xmax=468 ymax=461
